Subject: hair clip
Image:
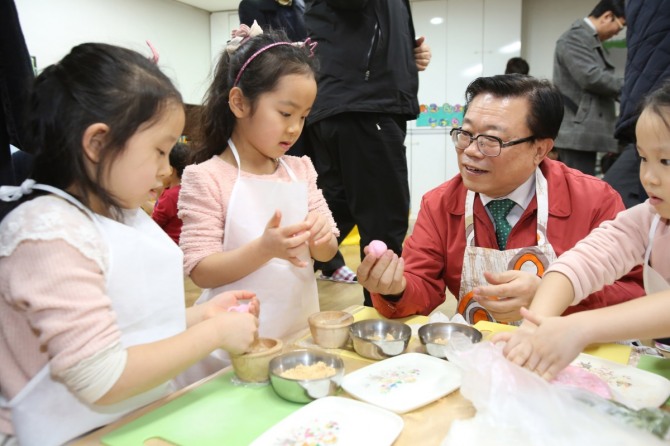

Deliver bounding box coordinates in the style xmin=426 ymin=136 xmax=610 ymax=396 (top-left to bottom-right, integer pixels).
xmin=146 ymin=40 xmax=159 ymax=64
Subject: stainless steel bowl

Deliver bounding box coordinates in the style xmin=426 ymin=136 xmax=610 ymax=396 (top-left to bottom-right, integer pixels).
xmin=418 ymin=322 xmax=482 ymax=358
xmin=349 ymin=319 xmax=411 ymax=360
xmin=269 ymin=350 xmax=344 ymax=403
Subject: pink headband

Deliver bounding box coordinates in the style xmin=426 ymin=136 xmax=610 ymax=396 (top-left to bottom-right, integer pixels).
xmin=233 ymin=38 xmax=318 ymax=87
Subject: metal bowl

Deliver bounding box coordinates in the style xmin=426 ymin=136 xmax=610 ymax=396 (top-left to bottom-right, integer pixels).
xmin=418 ymin=322 xmax=482 ymax=358
xmin=269 ymin=350 xmax=344 ymax=403
xmin=349 ymin=319 xmax=411 ymax=360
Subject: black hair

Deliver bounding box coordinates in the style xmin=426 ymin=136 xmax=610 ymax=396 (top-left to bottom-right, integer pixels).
xmin=642 ymin=81 xmax=670 ymax=133
xmin=505 ymin=57 xmax=530 ymax=75
xmin=590 ymin=0 xmax=625 ymax=19
xmin=169 ymin=142 xmax=192 ymax=178
xmin=192 ymin=30 xmax=317 ymax=164
xmin=464 ymin=75 xmax=564 ymax=140
xmin=10 ymin=43 xmax=183 ymax=220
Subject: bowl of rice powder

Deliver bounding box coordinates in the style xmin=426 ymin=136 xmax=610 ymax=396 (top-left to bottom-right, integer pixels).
xmin=269 ymin=350 xmax=344 ymax=403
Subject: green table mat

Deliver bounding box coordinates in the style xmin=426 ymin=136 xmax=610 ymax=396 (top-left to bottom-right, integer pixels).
xmin=638 ymin=355 xmax=670 ymax=407
xmin=102 ymin=371 xmax=303 ymax=446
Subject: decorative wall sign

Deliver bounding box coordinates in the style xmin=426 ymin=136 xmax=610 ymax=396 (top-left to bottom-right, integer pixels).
xmin=416 ymin=103 xmax=464 ymax=128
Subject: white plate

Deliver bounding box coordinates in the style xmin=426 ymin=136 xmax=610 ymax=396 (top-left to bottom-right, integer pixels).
xmin=341 ymin=352 xmax=462 ymax=414
xmin=250 ymin=396 xmax=403 ymax=446
xmin=571 ymin=353 xmax=670 ymax=409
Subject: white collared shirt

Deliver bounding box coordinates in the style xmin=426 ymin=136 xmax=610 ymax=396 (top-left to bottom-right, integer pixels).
xmin=480 ymin=172 xmax=536 ymax=228
xmin=583 ymin=17 xmax=597 ymax=32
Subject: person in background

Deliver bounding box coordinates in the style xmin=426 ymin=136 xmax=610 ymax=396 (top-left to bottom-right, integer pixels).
xmin=356 ymin=75 xmax=644 ymax=324
xmin=496 ymin=82 xmax=670 ymax=380
xmin=304 ymin=0 xmax=431 ymax=304
xmin=604 ymin=0 xmax=670 ymax=208
xmin=152 ymin=142 xmax=191 ymax=244
xmin=0 ymin=0 xmax=33 ymax=186
xmin=0 ymin=43 xmax=259 ymax=446
xmin=552 ymin=0 xmax=626 ymax=176
xmin=504 ymin=57 xmax=529 ymax=75
xmin=178 ymin=26 xmax=338 ymax=341
xmin=239 ymin=0 xmax=306 ymax=42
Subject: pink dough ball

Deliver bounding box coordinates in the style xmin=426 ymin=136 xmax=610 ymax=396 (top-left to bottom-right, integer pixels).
xmin=228 ymin=303 xmax=250 ymax=313
xmin=368 ymin=240 xmax=388 ymax=257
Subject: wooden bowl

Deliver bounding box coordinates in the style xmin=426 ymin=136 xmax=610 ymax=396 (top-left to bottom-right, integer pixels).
xmin=308 ymin=311 xmax=354 ymax=349
xmin=230 ymin=337 xmax=283 ymax=383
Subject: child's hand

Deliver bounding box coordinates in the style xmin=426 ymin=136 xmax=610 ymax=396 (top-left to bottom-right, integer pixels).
xmin=203 ymin=290 xmax=258 ymax=320
xmin=514 ymin=308 xmax=586 ymax=381
xmin=304 ymin=211 xmax=333 ymax=247
xmin=216 ymin=312 xmax=259 ymax=355
xmin=259 ymin=210 xmax=311 ymax=267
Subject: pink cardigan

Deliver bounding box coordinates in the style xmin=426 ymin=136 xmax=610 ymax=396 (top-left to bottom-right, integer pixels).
xmin=548 ymin=201 xmax=670 ymax=303
xmin=178 ymin=155 xmax=338 ymax=275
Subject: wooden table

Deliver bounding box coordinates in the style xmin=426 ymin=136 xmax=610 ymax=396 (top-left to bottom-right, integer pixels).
xmin=74 ymin=305 xmax=663 ymax=445
xmin=74 ymin=306 xmax=476 ymax=445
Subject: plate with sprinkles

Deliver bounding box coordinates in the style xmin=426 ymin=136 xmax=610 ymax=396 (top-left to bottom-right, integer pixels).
xmin=250 ymin=396 xmax=403 ymax=446
xmin=341 ymin=352 xmax=462 ymax=413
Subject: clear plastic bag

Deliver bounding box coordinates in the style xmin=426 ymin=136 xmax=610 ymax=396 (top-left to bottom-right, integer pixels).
xmin=441 ymin=342 xmax=667 ymax=446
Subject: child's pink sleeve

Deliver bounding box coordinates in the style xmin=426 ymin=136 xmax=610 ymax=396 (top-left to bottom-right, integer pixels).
xmin=178 ymin=163 xmax=229 ymax=275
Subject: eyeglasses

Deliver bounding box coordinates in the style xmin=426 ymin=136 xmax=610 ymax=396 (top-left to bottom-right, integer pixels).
xmin=613 ymin=16 xmax=625 ymax=30
xmin=449 ymin=128 xmax=535 ymax=157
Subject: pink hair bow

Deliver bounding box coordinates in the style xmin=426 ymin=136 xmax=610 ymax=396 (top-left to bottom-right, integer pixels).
xmin=226 ymin=21 xmax=264 ymax=55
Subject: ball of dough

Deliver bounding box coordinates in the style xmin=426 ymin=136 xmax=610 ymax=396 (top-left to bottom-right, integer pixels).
xmin=228 ymin=303 xmax=250 ymax=313
xmin=368 ymin=240 xmax=388 ymax=257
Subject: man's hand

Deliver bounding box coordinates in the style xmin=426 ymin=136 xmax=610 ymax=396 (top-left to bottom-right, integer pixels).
xmin=414 ymin=36 xmax=431 ymax=71
xmin=472 ymin=270 xmax=541 ymax=322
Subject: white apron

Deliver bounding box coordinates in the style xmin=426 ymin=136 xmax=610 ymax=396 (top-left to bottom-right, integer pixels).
xmin=458 ymin=167 xmax=558 ymax=325
xmin=643 ymin=214 xmax=670 ymax=294
xmin=4 ymin=186 xmax=185 ymax=446
xmin=196 ymin=140 xmax=318 ymax=340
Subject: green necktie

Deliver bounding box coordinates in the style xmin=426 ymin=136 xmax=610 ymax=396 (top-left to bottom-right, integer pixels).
xmin=486 ymin=199 xmax=516 ymax=250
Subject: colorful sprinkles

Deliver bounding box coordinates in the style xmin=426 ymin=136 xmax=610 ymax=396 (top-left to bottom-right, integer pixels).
xmin=366 ymin=367 xmax=422 ymax=394
xmin=274 ymin=419 xmax=341 ymax=445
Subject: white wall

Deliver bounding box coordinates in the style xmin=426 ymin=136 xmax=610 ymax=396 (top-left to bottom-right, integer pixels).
xmin=14 ymin=0 xmax=212 ymax=104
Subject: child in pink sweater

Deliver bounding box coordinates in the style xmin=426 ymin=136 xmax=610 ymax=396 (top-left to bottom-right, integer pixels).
xmin=0 ymin=43 xmax=259 ymax=445
xmin=178 ymin=24 xmax=338 ymax=340
xmin=495 ymin=81 xmax=670 ymax=380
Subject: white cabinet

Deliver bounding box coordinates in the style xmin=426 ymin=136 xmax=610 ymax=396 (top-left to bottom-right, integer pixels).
xmin=406 ymin=0 xmax=521 ymax=219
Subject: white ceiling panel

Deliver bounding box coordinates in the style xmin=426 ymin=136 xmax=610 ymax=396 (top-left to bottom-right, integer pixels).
xmin=173 ymin=0 xmax=239 ymax=12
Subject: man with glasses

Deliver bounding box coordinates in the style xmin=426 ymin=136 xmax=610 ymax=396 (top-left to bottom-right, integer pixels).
xmin=357 ymin=75 xmax=643 ymax=324
xmin=553 ymin=0 xmax=626 ymax=176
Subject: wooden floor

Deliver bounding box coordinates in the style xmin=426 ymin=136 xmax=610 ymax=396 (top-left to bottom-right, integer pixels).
xmin=184 ymin=243 xmax=456 ymax=316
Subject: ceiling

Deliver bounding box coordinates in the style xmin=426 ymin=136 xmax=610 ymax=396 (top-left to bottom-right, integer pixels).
xmin=172 ymin=0 xmax=433 ymax=13
xmin=173 ymin=0 xmax=239 ymax=12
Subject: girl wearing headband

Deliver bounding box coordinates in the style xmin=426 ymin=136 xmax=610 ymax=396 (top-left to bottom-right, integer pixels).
xmin=179 ymin=24 xmax=337 ymax=351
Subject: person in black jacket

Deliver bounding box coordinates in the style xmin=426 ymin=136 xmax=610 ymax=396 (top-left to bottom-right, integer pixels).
xmin=238 ymin=0 xmax=306 ymax=42
xmin=0 ymin=0 xmax=34 ymax=186
xmin=304 ymin=0 xmax=431 ymax=305
xmin=604 ymin=0 xmax=670 ymax=208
